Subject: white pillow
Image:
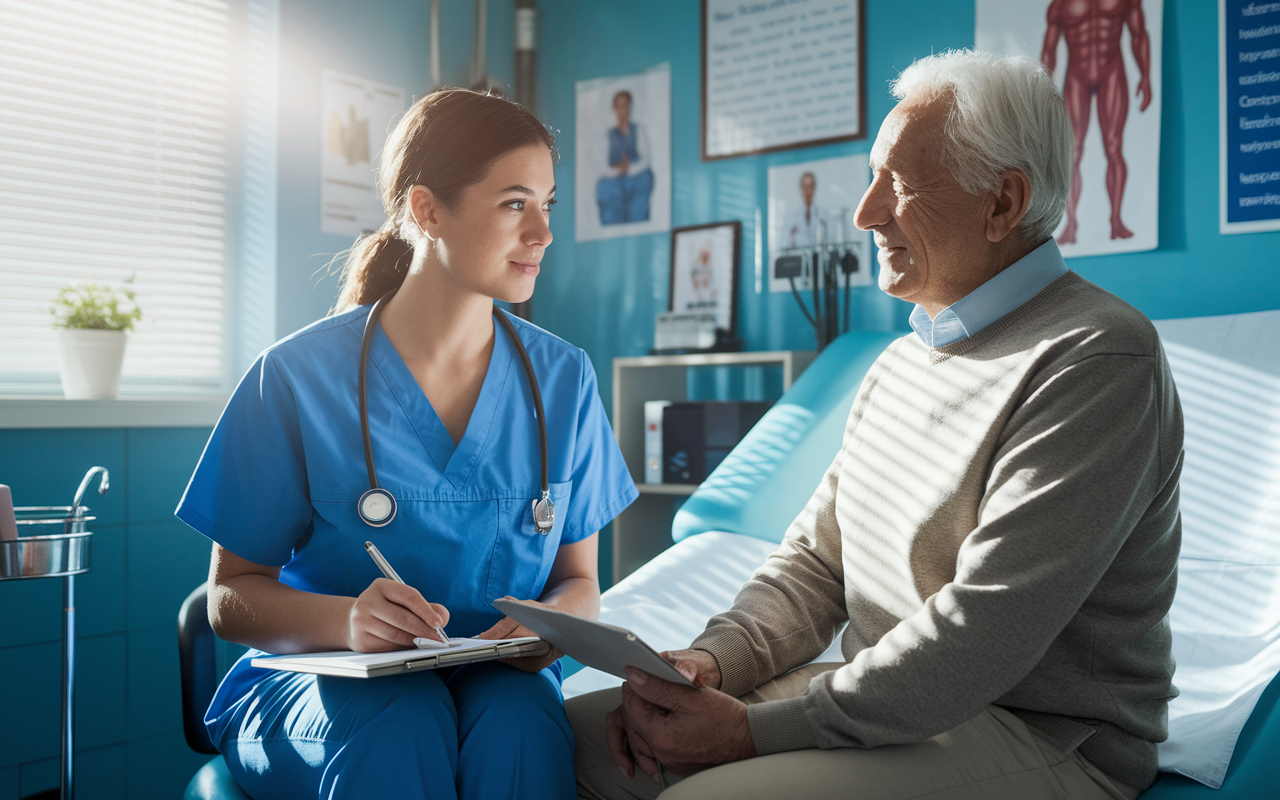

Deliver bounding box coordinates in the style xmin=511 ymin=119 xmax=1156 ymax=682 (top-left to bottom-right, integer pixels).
xmin=1153 ymin=310 xmax=1280 ymax=788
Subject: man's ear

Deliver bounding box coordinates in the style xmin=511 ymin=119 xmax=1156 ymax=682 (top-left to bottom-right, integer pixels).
xmin=986 ymin=169 xmax=1031 ymax=243
xmin=408 ymin=185 xmax=441 ymax=239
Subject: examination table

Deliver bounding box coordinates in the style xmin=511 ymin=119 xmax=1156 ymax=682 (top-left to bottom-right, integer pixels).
xmin=564 ymin=311 xmax=1280 ymax=798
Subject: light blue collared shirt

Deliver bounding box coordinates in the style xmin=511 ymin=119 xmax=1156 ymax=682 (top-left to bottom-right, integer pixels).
xmin=908 ymin=239 xmax=1069 ymax=348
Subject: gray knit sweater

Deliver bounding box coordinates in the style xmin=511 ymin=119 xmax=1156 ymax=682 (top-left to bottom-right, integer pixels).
xmin=692 ymin=273 xmax=1182 ymax=790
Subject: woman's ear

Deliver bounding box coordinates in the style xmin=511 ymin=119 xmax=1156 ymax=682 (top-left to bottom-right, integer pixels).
xmin=986 ymin=169 xmax=1031 ymax=244
xmin=408 ymin=185 xmax=440 ymax=239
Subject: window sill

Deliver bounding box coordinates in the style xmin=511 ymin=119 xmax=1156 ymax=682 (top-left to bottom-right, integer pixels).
xmin=0 ymin=395 xmax=228 ymax=429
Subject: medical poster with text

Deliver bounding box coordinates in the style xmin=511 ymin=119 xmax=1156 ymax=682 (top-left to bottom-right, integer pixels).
xmin=1221 ymin=0 xmax=1280 ymax=234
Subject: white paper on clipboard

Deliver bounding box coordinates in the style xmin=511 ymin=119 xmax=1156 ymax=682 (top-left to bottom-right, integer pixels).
xmin=492 ymin=598 xmax=695 ymax=687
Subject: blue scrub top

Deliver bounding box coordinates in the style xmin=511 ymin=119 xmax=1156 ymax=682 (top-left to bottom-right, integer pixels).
xmin=176 ymin=305 xmax=637 ymax=702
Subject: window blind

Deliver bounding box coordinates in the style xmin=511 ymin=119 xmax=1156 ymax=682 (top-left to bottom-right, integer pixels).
xmin=0 ymin=0 xmax=231 ymax=391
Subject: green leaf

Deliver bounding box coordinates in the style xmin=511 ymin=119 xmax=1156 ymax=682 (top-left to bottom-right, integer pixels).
xmin=49 ymin=277 xmax=143 ymax=332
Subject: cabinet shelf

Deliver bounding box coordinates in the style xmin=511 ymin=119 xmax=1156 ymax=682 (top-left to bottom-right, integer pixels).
xmin=610 ymin=350 xmax=814 ymax=582
xmin=636 ymin=483 xmax=699 ymax=496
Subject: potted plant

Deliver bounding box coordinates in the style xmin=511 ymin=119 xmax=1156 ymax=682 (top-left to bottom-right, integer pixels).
xmin=49 ymin=278 xmax=143 ymax=399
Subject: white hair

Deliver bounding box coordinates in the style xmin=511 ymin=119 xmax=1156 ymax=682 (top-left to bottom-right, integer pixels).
xmin=891 ymin=49 xmax=1072 ymax=243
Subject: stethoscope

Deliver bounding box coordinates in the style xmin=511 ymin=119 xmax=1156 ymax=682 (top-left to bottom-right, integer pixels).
xmin=357 ymin=288 xmax=555 ymax=534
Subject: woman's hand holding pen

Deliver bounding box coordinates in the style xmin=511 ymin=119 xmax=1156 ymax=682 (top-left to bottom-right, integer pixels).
xmin=477 ymin=597 xmax=565 ymax=673
xmin=347 ymin=578 xmax=451 ymax=652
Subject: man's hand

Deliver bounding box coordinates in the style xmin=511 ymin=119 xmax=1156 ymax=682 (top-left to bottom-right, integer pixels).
xmin=660 ymin=648 xmax=722 ymax=689
xmin=475 ymin=597 xmax=563 ymax=672
xmin=605 ymin=666 xmax=756 ymax=782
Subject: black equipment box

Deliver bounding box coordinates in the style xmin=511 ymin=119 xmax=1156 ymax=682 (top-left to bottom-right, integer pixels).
xmin=662 ymin=401 xmax=771 ymax=484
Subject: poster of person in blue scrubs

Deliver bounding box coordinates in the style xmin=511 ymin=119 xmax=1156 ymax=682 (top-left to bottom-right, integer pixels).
xmin=575 ymin=63 xmax=671 ymax=242
xmin=176 ymin=88 xmax=638 ymax=800
xmin=596 ymin=90 xmax=655 ymax=224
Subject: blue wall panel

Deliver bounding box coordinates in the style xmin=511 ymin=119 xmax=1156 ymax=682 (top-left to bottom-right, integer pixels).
xmin=74 ymin=744 xmax=129 ymax=800
xmin=74 ymin=634 xmax=129 ymax=753
xmin=126 ymin=520 xmax=215 ymax=632
xmin=0 ymin=429 xmax=126 ymax=525
xmin=126 ymin=628 xmax=185 ymax=742
xmin=74 ymin=526 xmax=126 ymax=640
xmin=0 ymin=642 xmax=60 ymax=769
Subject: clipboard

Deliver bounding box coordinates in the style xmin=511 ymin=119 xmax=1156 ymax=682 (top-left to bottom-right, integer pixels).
xmin=250 ymin=637 xmax=548 ymax=679
xmin=492 ymin=599 xmax=695 ymax=687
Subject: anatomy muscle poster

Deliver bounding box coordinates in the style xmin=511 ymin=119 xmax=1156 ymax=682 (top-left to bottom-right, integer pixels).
xmin=977 ymin=0 xmax=1163 ymax=257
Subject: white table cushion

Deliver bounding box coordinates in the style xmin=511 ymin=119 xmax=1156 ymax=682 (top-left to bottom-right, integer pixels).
xmin=1151 ymin=310 xmax=1280 ymax=788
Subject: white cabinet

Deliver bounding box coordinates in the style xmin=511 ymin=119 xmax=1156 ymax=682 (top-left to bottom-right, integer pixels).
xmin=609 ymin=350 xmax=814 ymax=583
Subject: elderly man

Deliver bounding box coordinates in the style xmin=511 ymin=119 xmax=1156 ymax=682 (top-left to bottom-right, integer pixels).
xmin=567 ymin=50 xmax=1181 ymax=800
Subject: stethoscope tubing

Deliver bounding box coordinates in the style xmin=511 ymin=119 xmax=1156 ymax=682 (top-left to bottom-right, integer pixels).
xmin=359 ymin=290 xmax=396 ymax=493
xmin=492 ymin=306 xmax=550 ymax=495
xmin=358 ymin=288 xmax=552 ymax=531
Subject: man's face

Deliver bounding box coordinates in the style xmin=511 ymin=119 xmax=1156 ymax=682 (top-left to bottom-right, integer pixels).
xmin=854 ymin=93 xmax=993 ymax=313
xmin=800 ymin=174 xmax=816 ymax=206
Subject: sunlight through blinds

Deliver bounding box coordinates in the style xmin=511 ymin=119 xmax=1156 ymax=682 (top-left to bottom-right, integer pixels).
xmin=0 ymin=0 xmax=230 ymax=390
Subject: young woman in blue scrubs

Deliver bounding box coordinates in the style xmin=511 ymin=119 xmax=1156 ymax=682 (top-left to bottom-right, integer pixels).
xmin=176 ymin=89 xmax=638 ymax=800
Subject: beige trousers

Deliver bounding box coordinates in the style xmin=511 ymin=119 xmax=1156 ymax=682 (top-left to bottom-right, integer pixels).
xmin=566 ymin=663 xmax=1142 ymax=800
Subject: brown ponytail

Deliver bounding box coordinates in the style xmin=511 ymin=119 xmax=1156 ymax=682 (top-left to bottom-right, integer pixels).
xmin=333 ymin=88 xmax=556 ymax=312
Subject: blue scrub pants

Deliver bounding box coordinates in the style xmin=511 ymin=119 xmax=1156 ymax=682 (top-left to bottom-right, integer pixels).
xmin=596 ymin=169 xmax=653 ymax=224
xmin=208 ymin=661 xmax=575 ymax=800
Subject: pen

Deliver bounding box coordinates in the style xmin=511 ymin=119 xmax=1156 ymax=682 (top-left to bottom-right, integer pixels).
xmin=364 ymin=540 xmax=449 ymax=644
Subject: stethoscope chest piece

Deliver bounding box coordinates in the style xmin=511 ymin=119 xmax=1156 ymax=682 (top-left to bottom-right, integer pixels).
xmin=359 ymin=488 xmax=397 ymax=527
xmin=532 ymin=490 xmax=554 ymax=535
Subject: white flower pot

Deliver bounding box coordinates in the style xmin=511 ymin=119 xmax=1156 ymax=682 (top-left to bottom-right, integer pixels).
xmin=53 ymin=329 xmax=128 ymax=399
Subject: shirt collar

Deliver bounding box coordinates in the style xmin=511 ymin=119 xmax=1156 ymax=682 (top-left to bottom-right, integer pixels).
xmin=908 ymin=239 xmax=1068 ymax=348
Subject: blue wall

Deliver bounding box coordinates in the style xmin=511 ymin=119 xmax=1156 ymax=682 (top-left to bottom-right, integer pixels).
xmin=530 ymin=0 xmax=1280 ymax=412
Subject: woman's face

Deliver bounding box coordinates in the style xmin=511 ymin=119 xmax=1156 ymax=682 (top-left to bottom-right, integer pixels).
xmin=416 ymin=143 xmax=556 ymax=304
xmin=613 ymin=95 xmax=631 ymax=127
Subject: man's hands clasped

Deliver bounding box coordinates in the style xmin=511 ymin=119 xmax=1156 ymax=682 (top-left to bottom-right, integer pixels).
xmin=606 ymin=648 xmax=757 ymax=782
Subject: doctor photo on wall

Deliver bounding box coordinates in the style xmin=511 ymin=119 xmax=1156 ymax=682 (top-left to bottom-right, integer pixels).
xmin=768 ymin=154 xmax=873 ymax=294
xmin=575 ymin=63 xmax=672 ymax=242
xmin=173 ymin=89 xmax=638 ymax=800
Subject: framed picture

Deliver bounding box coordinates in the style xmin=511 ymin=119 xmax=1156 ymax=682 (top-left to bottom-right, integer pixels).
xmin=767 ymin=154 xmax=871 ymax=293
xmin=669 ymin=221 xmax=741 ymax=338
xmin=701 ymin=0 xmax=865 ymax=161
xmin=575 ymin=63 xmax=672 ymax=242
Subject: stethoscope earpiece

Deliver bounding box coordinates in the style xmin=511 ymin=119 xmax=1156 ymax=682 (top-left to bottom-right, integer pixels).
xmin=358 ymin=290 xmax=553 ymax=533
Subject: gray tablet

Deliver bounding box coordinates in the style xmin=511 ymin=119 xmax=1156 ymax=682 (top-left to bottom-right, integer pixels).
xmin=493 ymin=599 xmax=695 ymax=687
